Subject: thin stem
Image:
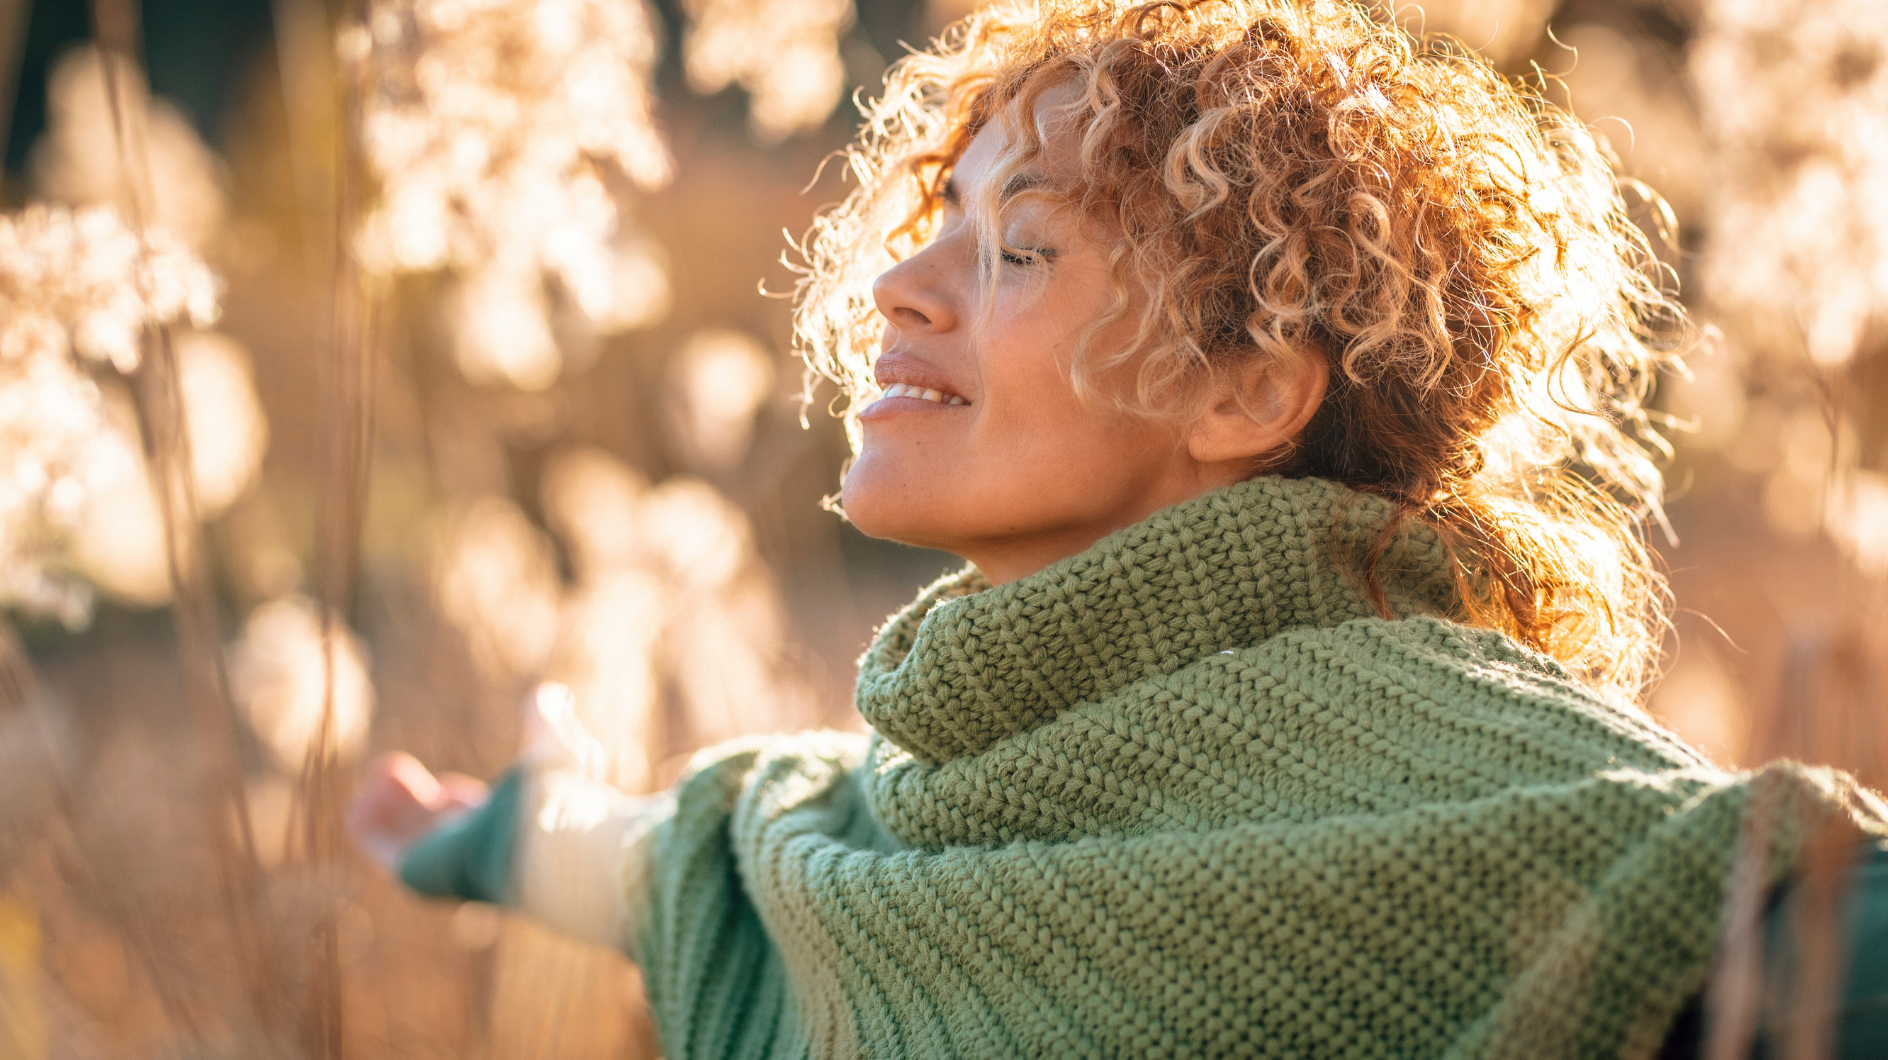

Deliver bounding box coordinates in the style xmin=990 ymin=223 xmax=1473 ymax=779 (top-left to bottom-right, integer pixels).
xmin=87 ymin=0 xmax=283 ymax=1039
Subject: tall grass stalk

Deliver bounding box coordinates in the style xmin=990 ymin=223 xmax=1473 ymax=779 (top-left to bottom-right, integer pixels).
xmin=88 ymin=0 xmax=284 ymax=1042
xmin=295 ymin=0 xmax=381 ymax=1049
xmin=0 ymin=623 xmax=212 ymax=1042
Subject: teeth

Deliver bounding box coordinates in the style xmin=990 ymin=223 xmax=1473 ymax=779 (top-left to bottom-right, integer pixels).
xmin=879 ymin=382 xmax=966 ymax=405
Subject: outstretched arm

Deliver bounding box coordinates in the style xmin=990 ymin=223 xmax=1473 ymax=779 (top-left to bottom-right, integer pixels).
xmin=346 ymin=684 xmax=671 ymax=956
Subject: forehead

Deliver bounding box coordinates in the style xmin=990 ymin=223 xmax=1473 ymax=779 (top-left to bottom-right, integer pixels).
xmin=954 ymin=81 xmax=1087 ymax=194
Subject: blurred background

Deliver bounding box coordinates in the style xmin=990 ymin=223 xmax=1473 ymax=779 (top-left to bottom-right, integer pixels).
xmin=0 ymin=0 xmax=1884 ymax=1055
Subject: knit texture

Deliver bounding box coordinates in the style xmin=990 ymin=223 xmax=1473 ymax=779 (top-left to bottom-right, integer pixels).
xmin=641 ymin=475 xmax=1873 ymax=1060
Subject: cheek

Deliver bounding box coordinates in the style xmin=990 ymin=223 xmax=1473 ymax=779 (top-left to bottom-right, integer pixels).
xmin=975 ymin=303 xmax=1088 ymax=410
xmin=976 ymin=305 xmax=1138 ymax=448
xmin=971 ymin=378 xmax=1176 ymax=506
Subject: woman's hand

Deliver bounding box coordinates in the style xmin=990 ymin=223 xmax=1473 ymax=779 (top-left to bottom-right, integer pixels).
xmin=347 ymin=752 xmax=489 ymax=874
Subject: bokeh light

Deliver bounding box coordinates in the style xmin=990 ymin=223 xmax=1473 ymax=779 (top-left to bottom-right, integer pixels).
xmin=228 ymin=594 xmax=377 ymax=770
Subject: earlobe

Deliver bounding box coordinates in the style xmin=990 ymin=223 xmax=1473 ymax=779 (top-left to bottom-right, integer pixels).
xmin=1185 ymin=350 xmax=1330 ymax=468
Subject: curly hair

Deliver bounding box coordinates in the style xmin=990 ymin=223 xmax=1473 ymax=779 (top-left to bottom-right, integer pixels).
xmin=792 ymin=0 xmax=1689 ymax=701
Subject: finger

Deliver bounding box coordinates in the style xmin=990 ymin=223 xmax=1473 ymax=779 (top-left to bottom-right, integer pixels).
xmin=346 ymin=753 xmax=437 ymax=845
xmin=378 ymin=751 xmax=444 ymax=806
xmin=436 ymin=772 xmax=491 ymax=810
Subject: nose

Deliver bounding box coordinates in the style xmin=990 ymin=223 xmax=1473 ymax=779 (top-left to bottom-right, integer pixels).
xmin=871 ymin=245 xmax=958 ymax=337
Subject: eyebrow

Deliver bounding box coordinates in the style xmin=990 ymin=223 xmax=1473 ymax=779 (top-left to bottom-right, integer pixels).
xmin=940 ymin=171 xmax=1052 ymax=207
xmin=1003 ymin=172 xmax=1051 ymax=199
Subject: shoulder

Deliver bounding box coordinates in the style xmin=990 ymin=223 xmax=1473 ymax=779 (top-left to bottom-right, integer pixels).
xmin=1255 ymin=613 xmax=1582 ymax=695
xmin=1225 ymin=614 xmax=1590 ymax=706
xmin=1163 ymin=614 xmax=1713 ymax=778
xmin=670 ymin=730 xmax=874 ymax=821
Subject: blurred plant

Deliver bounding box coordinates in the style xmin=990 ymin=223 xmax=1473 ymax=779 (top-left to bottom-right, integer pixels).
xmin=1695 ymin=0 xmax=1888 ymax=373
xmin=666 ymin=329 xmax=776 ymax=473
xmin=436 ymin=448 xmax=815 ymax=792
xmin=170 ymin=331 xmax=271 ymax=513
xmin=0 ymin=887 xmax=45 ymax=1060
xmin=0 ymin=205 xmax=218 ymax=623
xmin=5 ymin=41 xmax=267 ymax=614
xmin=29 ymin=46 xmax=228 ymax=249
xmin=683 ymin=0 xmax=854 ymax=139
xmin=1620 ymin=0 xmax=1888 ymax=809
xmin=1371 ymin=0 xmax=1553 ymax=68
xmin=629 ymin=473 xmax=815 ymax=749
xmin=69 ymin=330 xmax=270 ymax=606
xmin=436 ymin=495 xmax=565 ymax=678
xmin=0 ymin=0 xmax=844 ymax=1054
xmin=1552 ymin=21 xmax=1707 ymax=225
xmin=229 ymin=595 xmax=377 ymax=771
xmin=1692 ymin=0 xmax=1888 ymax=574
xmin=343 ymin=0 xmax=674 ymax=390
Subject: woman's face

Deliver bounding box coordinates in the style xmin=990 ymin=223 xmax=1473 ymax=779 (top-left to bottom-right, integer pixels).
xmin=839 ymin=96 xmax=1244 ymax=584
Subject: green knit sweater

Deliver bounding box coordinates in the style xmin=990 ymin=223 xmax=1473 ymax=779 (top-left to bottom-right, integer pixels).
xmin=636 ymin=475 xmax=1873 ymax=1060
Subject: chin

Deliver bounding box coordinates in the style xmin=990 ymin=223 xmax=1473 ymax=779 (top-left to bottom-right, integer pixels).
xmin=838 ymin=453 xmax=956 ymax=551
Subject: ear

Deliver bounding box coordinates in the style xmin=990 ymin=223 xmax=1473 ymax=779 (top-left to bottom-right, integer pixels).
xmin=1185 ymin=349 xmax=1329 ymax=467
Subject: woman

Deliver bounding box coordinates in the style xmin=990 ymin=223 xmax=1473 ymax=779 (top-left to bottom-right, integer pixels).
xmin=349 ymin=0 xmax=1884 ymax=1055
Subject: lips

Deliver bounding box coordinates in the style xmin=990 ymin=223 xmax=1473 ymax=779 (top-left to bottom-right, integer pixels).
xmin=870 ymin=351 xmax=971 ymax=408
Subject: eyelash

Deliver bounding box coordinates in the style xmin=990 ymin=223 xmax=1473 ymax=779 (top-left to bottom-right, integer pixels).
xmin=999 ymin=246 xmax=1053 ymax=267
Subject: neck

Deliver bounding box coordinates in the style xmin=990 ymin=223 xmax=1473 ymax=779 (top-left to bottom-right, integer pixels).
xmin=956 ymin=463 xmax=1252 ymax=585
xmin=958 ymin=526 xmax=1131 ymax=586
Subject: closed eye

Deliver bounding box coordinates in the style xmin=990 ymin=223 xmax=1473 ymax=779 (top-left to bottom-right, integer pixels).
xmin=999 ymin=246 xmax=1056 ymax=267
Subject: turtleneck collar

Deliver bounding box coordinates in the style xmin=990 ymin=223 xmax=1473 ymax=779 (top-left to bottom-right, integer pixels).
xmin=853 ymin=475 xmax=1460 ymax=764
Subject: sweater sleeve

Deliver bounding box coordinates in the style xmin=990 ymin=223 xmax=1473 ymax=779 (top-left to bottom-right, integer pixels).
xmin=396 ymin=760 xmax=675 ymax=954
xmin=395 ymin=684 xmax=675 ymax=957
xmin=513 ymin=767 xmax=673 ymax=957
xmin=640 ymin=731 xmax=887 ymax=1060
xmin=397 ymin=766 xmax=525 ymax=905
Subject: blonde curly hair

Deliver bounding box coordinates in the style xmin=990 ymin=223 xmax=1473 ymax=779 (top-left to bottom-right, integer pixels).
xmin=792 ymin=0 xmax=1689 ymax=700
